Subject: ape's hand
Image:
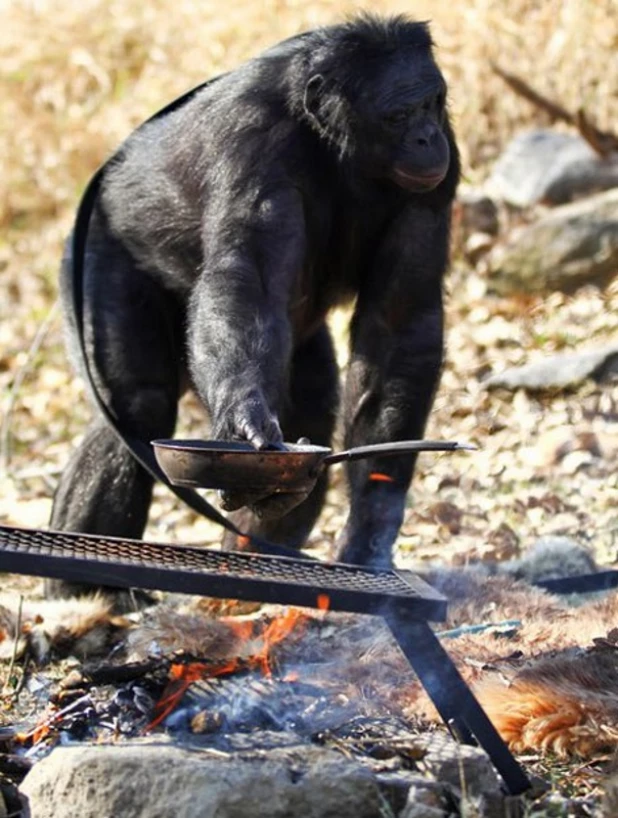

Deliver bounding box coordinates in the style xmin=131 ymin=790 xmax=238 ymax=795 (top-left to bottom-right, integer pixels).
xmin=219 ymin=435 xmax=316 ymax=520
xmin=219 ymin=486 xmax=312 ymax=519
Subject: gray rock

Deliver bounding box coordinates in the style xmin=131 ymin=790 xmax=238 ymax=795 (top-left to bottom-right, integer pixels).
xmin=484 ymin=344 xmax=618 ymax=392
xmin=487 ymin=188 xmax=618 ymax=294
xmin=420 ymin=736 xmax=505 ymax=818
xmin=421 ymin=736 xmax=502 ymax=794
xmin=487 ymin=130 xmax=618 ymax=208
xmin=503 ymin=537 xmax=597 ymax=583
xmin=399 ymin=776 xmax=449 ymax=818
xmin=457 ymin=188 xmax=500 ymax=236
xmin=375 ymin=771 xmax=436 ymax=816
xmin=402 ymin=805 xmax=445 ymax=818
xmin=19 ymin=742 xmax=385 ymax=818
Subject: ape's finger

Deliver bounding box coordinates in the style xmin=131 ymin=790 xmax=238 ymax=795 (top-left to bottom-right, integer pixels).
xmin=219 ymin=489 xmax=269 ymax=512
xmin=241 ymin=415 xmax=283 ymax=450
xmin=251 ymin=489 xmax=312 ymax=519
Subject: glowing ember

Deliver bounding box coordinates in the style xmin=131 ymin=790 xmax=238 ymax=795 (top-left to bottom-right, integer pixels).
xmin=147 ymin=608 xmax=310 ymax=730
xmin=317 ymin=594 xmax=330 ymax=611
xmin=368 ymin=472 xmax=395 ymax=483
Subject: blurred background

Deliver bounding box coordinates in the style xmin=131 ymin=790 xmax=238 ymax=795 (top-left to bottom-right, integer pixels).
xmin=1 ymin=0 xmax=616 ymax=569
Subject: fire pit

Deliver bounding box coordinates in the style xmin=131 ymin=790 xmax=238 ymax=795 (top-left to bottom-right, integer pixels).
xmin=0 ymin=524 xmax=530 ymax=798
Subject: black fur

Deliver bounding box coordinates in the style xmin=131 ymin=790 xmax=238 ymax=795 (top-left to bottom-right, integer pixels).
xmin=50 ymin=13 xmax=460 ymax=587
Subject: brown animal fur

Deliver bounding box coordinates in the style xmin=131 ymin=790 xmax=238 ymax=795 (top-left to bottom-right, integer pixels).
xmin=476 ymin=650 xmax=618 ymax=758
xmin=0 ymin=593 xmax=128 ymax=663
xmin=422 ymin=571 xmax=618 ymax=757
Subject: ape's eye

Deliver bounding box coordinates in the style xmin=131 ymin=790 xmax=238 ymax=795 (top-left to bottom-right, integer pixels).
xmin=383 ymin=109 xmax=408 ymax=127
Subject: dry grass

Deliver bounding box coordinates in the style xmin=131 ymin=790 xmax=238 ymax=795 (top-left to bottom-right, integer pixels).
xmin=2 ymin=0 xmax=617 ymax=237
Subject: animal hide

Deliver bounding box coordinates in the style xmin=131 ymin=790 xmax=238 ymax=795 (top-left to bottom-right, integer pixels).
xmin=0 ymin=593 xmax=128 ymax=664
xmin=426 ymin=570 xmax=618 ymax=757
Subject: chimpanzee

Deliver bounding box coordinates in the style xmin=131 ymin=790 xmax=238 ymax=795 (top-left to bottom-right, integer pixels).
xmin=48 ymin=13 xmax=459 ymax=594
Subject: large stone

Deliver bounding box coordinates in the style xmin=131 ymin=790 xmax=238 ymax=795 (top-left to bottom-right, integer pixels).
xmin=456 ymin=187 xmax=500 ymax=236
xmin=487 ymin=189 xmax=618 ymax=294
xmin=484 ymin=344 xmax=618 ymax=392
xmin=420 ymin=736 xmax=503 ymax=798
xmin=19 ymin=742 xmax=385 ymax=818
xmin=418 ymin=735 xmax=512 ymax=818
xmin=487 ymin=130 xmax=618 ymax=208
xmin=399 ymin=776 xmax=449 ymax=818
xmin=504 ymin=537 xmax=597 ymax=583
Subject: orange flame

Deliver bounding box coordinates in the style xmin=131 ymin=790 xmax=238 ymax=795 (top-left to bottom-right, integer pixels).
xmin=147 ymin=662 xmax=209 ymax=730
xmin=17 ymin=704 xmax=61 ymax=745
xmin=258 ymin=609 xmax=307 ymax=676
xmin=316 ymin=594 xmax=330 ymax=611
xmin=146 ymin=608 xmax=311 ymax=730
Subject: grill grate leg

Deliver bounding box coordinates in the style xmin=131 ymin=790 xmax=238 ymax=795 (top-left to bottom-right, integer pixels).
xmin=385 ymin=613 xmax=530 ymax=796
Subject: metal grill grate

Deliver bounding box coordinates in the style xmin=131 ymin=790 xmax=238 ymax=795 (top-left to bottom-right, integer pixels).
xmin=0 ymin=525 xmax=446 ymax=620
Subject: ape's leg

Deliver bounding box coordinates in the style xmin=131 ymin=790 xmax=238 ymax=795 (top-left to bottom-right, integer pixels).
xmin=50 ymin=421 xmax=156 ymax=539
xmin=224 ymin=324 xmax=339 ymax=549
xmin=335 ymin=207 xmax=449 ymax=569
xmin=47 ymin=216 xmax=182 ymax=602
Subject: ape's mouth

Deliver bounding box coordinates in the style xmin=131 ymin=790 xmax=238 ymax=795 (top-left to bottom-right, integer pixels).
xmin=391 ymin=166 xmax=447 ymax=191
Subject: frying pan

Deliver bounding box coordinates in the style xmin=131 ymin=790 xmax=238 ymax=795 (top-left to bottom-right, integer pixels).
xmin=152 ymin=438 xmax=476 ymax=494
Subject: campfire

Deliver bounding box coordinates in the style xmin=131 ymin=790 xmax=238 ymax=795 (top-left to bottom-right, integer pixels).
xmin=0 ymin=523 xmax=543 ymax=816
xmin=3 ymin=598 xmax=529 ymax=818
xmin=17 ymin=606 xmax=415 ymax=749
xmin=7 ymin=525 xmax=618 ymax=815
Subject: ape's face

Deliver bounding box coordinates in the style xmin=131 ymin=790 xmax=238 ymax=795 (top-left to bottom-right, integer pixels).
xmin=304 ymin=49 xmax=451 ymax=192
xmin=359 ymin=54 xmax=451 ymax=191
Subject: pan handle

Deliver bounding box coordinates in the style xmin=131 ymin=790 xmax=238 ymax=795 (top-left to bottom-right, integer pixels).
xmin=322 ymin=440 xmax=477 ymax=467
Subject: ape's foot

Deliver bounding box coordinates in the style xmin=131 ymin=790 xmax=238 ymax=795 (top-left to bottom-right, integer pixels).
xmin=334 ymin=516 xmax=397 ymax=570
xmin=334 ymin=537 xmax=394 ymax=570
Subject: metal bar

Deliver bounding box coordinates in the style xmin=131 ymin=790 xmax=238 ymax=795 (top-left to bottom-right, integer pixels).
xmin=536 ymin=571 xmax=618 ymax=595
xmin=0 ymin=525 xmax=447 ymax=620
xmin=384 ymin=613 xmax=531 ymax=795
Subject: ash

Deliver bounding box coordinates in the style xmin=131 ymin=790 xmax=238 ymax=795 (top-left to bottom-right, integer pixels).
xmin=164 ymin=674 xmax=408 ymax=752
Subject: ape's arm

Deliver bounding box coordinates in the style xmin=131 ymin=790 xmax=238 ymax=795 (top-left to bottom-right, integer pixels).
xmin=188 ymin=262 xmax=291 ymax=449
xmin=187 ymin=186 xmax=305 ymax=450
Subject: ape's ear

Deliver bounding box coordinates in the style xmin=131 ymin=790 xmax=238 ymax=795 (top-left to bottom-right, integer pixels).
xmin=303 ymin=74 xmax=325 ymax=117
